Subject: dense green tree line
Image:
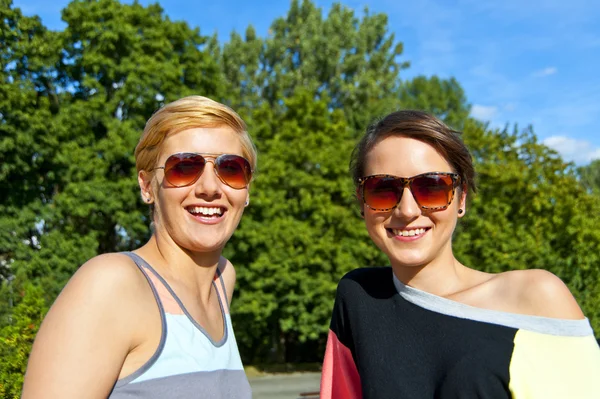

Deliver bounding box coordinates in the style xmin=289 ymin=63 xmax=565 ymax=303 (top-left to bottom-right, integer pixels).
xmin=1 ymin=0 xmax=599 ymax=395
xmin=579 ymin=160 xmax=600 ymax=194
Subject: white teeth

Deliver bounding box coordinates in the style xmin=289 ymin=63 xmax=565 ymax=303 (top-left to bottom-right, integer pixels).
xmin=392 ymin=228 xmax=427 ymax=237
xmin=189 ymin=206 xmax=223 ymax=216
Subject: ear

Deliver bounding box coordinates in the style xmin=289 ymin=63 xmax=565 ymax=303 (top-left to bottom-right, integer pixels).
xmin=138 ymin=170 xmax=154 ymax=203
xmin=457 ymin=187 xmax=467 ymax=218
xmin=243 ymin=182 xmax=251 ymax=207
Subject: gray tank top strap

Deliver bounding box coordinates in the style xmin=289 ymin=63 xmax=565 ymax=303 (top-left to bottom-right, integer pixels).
xmin=122 ymin=251 xmax=167 ymax=313
xmin=113 ymin=252 xmax=168 ymax=388
xmin=122 ymin=252 xmax=166 ymax=313
xmin=215 ymin=258 xmax=230 ymax=312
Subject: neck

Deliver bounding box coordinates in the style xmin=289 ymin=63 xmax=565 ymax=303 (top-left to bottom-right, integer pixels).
xmin=391 ymin=245 xmax=466 ymax=297
xmin=137 ymin=234 xmax=222 ymax=301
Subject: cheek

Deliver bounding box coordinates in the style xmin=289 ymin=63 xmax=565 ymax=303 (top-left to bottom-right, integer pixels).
xmin=155 ymin=188 xmax=188 ymax=216
xmin=158 ymin=189 xmax=176 ymax=206
xmin=430 ymin=211 xmax=458 ymax=232
xmin=227 ymin=188 xmax=249 ymax=206
xmin=364 ymin=212 xmax=388 ymax=236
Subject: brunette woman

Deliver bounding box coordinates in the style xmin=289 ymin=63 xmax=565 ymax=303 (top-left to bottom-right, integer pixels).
xmin=321 ymin=110 xmax=600 ymax=399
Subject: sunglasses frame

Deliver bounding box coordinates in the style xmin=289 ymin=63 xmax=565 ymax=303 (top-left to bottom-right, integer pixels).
xmin=154 ymin=152 xmax=253 ymax=190
xmin=358 ymin=172 xmax=462 ymax=212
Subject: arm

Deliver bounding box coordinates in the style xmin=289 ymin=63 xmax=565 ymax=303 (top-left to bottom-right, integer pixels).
xmin=509 ymin=330 xmax=600 ymax=398
xmin=321 ymin=330 xmax=362 ymax=399
xmin=22 ymin=253 xmax=145 ymax=399
xmin=508 ymin=269 xmax=600 ymax=398
xmin=320 ymin=289 xmax=362 ymax=399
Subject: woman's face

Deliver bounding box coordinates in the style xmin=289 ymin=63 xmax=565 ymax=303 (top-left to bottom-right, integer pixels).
xmin=361 ymin=136 xmax=465 ymax=269
xmin=141 ymin=126 xmax=250 ymax=254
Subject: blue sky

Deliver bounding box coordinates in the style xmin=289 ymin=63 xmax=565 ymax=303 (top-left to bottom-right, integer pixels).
xmin=12 ymin=0 xmax=600 ymax=165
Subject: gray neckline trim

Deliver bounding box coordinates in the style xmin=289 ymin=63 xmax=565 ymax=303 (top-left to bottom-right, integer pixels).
xmin=392 ymin=274 xmax=593 ymax=337
xmin=128 ymin=252 xmax=228 ymax=347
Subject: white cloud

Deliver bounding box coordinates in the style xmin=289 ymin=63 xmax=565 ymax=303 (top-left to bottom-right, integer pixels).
xmin=471 ymin=104 xmax=498 ymax=120
xmin=532 ymin=67 xmax=557 ymax=77
xmin=542 ymin=136 xmax=600 ymax=164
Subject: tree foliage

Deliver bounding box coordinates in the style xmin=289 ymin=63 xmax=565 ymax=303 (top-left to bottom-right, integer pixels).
xmin=1 ymin=0 xmax=223 ymax=298
xmin=0 ymin=283 xmax=47 ymax=398
xmin=578 ymin=159 xmax=600 ymax=194
xmin=1 ymin=1 xmax=599 ymax=385
xmin=220 ymin=0 xmax=406 ymax=361
xmin=455 ymin=123 xmax=600 ymax=327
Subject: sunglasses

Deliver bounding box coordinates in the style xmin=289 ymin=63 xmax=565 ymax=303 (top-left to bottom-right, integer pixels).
xmin=358 ymin=172 xmax=461 ymax=211
xmin=155 ymin=153 xmax=252 ymax=189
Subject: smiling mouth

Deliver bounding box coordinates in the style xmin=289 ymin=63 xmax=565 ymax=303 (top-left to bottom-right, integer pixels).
xmin=186 ymin=206 xmax=225 ymax=218
xmin=387 ymin=227 xmax=430 ymax=237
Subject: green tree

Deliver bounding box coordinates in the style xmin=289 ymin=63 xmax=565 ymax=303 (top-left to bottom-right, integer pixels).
xmin=221 ymin=0 xmax=409 ymax=131
xmin=226 ymin=89 xmax=386 ymax=362
xmin=2 ymin=0 xmax=225 ymax=300
xmin=455 ymin=121 xmax=600 ymax=332
xmin=578 ymin=159 xmax=600 ymax=194
xmin=0 ymin=0 xmax=61 ymax=285
xmin=399 ymin=75 xmax=471 ymax=128
xmin=0 ymin=1 xmax=227 ymax=388
xmin=0 ymin=283 xmax=47 ymax=398
xmin=219 ymin=0 xmax=412 ymax=361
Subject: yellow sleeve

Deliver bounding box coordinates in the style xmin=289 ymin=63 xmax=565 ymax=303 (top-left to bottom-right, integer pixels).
xmin=509 ymin=330 xmax=600 ymax=398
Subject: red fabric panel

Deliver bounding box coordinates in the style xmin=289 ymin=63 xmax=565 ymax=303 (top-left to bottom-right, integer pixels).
xmin=320 ymin=329 xmax=362 ymax=399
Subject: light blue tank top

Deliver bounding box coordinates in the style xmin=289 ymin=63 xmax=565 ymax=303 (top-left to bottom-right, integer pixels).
xmin=108 ymin=252 xmax=252 ymax=398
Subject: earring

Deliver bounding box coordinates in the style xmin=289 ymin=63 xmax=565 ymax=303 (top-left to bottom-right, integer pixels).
xmin=146 ymin=198 xmax=152 ymax=203
xmin=458 ymin=209 xmax=464 ymax=215
xmin=244 ymin=200 xmax=249 ymax=206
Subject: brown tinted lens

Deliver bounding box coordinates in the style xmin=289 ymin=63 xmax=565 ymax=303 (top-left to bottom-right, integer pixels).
xmin=164 ymin=153 xmax=205 ymax=187
xmin=411 ymin=174 xmax=454 ymax=208
xmin=215 ymin=155 xmax=251 ymax=189
xmin=363 ymin=176 xmax=402 ymax=210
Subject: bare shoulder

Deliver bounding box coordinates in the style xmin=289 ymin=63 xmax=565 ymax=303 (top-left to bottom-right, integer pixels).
xmin=72 ymin=252 xmax=146 ymax=287
xmin=61 ymin=253 xmax=150 ymax=305
xmin=218 ymin=256 xmax=236 ymax=304
xmin=22 ymin=253 xmax=153 ymax=398
xmin=37 ymin=252 xmax=156 ymax=348
xmin=494 ymin=269 xmax=585 ymax=319
xmin=42 ymin=252 xmax=150 ymax=335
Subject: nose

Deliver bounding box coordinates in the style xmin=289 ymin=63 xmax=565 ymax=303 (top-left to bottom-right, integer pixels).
xmin=194 ymin=161 xmax=222 ymax=198
xmin=393 ymin=187 xmax=421 ymax=220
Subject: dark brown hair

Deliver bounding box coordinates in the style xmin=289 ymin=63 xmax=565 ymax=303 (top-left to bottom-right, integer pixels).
xmin=350 ymin=110 xmax=476 ymax=193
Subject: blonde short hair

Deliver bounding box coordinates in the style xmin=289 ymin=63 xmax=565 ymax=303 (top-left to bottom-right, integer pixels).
xmin=135 ymin=96 xmax=257 ymax=173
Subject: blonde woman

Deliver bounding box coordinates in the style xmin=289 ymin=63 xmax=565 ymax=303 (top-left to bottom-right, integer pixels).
xmin=23 ymin=96 xmax=256 ymax=398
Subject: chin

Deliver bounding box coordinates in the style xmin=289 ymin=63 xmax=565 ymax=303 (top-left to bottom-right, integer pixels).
xmin=388 ymin=250 xmax=430 ymax=269
xmin=174 ymin=235 xmax=224 ymax=253
xmin=190 ymin=239 xmax=226 ymax=251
